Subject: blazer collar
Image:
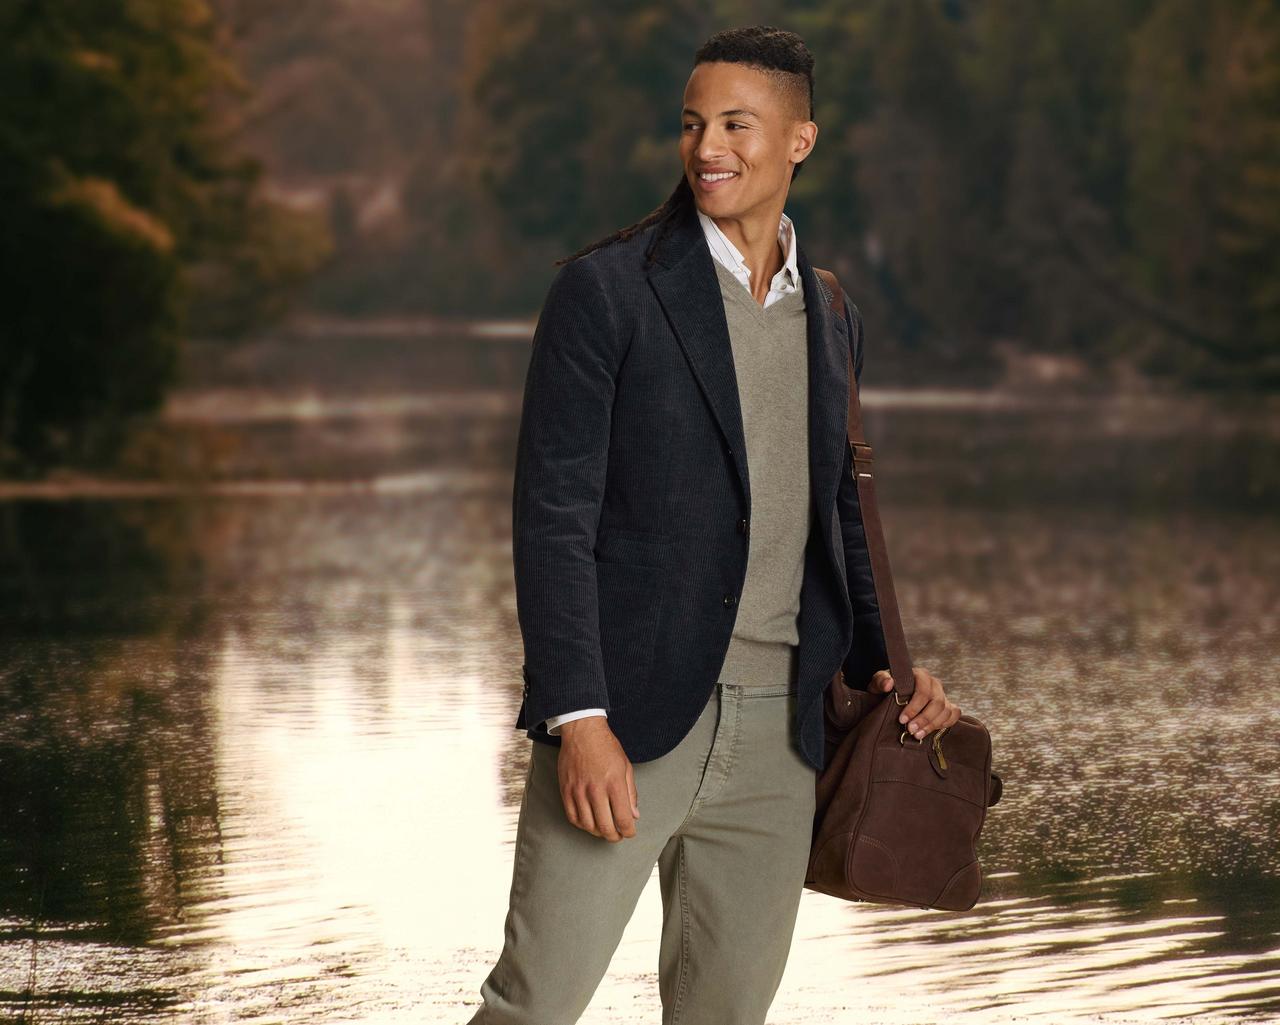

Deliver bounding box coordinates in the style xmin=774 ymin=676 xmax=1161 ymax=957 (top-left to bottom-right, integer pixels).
xmin=646 ymin=198 xmax=852 ymax=520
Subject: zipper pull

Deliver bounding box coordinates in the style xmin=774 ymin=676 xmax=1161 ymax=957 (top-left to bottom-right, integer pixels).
xmin=932 ymin=728 xmax=948 ymax=771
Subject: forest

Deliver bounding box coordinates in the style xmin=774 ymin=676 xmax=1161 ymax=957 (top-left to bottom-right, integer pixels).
xmin=2 ymin=0 xmax=1277 ymax=473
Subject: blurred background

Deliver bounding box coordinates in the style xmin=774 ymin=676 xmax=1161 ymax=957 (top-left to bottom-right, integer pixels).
xmin=0 ymin=1 xmax=1277 ymax=1023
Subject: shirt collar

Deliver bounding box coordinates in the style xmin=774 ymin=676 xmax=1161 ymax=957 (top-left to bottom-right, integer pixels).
xmin=696 ymin=208 xmax=800 ymax=293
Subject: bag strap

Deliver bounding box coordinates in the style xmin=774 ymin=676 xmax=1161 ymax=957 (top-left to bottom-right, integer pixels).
xmin=813 ymin=267 xmax=917 ymax=702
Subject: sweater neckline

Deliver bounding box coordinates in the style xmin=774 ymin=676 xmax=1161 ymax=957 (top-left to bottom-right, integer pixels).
xmin=712 ymin=258 xmax=805 ymax=323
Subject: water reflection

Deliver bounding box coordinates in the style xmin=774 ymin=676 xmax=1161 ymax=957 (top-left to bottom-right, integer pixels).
xmin=0 ymin=331 xmax=1276 ymax=1023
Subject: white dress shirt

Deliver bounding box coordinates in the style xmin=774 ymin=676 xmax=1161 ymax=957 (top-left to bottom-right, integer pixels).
xmin=540 ymin=208 xmax=801 ymax=736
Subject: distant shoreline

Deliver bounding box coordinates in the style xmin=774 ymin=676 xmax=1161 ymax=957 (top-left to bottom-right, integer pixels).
xmin=0 ymin=382 xmax=1274 ymax=497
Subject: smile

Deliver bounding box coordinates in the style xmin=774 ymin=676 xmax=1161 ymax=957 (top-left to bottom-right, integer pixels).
xmin=695 ymin=170 xmax=739 ymax=191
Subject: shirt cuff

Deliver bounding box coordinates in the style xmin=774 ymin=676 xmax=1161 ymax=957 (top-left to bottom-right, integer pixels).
xmin=543 ymin=708 xmax=608 ymax=735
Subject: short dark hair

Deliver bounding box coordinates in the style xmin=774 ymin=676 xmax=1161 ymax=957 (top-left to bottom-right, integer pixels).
xmin=694 ymin=25 xmax=814 ymax=125
xmin=557 ymin=25 xmax=816 ymax=265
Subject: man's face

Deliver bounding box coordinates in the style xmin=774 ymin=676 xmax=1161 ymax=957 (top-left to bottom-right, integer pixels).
xmin=679 ymin=61 xmax=815 ymax=221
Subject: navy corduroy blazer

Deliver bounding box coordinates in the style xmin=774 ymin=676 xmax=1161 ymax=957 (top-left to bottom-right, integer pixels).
xmin=511 ymin=199 xmax=889 ymax=773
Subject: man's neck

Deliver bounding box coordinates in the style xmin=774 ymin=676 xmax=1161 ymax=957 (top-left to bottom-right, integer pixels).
xmin=707 ymin=208 xmax=787 ymax=305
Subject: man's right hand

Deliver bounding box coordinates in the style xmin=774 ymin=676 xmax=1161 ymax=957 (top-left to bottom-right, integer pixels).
xmin=556 ymin=717 xmax=640 ymax=842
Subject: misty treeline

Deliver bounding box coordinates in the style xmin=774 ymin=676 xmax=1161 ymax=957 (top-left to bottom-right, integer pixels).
xmin=2 ymin=0 xmax=1277 ymax=473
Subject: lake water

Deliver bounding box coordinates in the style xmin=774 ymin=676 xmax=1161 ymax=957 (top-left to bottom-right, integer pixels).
xmin=0 ymin=329 xmax=1276 ymax=1024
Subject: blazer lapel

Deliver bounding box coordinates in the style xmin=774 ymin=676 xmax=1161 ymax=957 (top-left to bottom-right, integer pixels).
xmin=647 ymin=201 xmax=851 ymax=526
xmin=648 ymin=204 xmax=752 ymax=506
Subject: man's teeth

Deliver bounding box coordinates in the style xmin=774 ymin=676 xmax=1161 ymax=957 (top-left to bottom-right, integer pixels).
xmin=699 ymin=171 xmax=738 ymax=181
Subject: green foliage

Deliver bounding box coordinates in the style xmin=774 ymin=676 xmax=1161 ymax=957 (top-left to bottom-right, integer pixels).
xmin=8 ymin=0 xmax=1269 ymax=422
xmin=462 ymin=0 xmax=713 ymax=244
xmin=456 ymin=0 xmax=1278 ymax=388
xmin=1124 ymin=0 xmax=1280 ymax=383
xmin=0 ymin=170 xmax=180 ymax=470
xmin=0 ymin=0 xmax=330 ymax=474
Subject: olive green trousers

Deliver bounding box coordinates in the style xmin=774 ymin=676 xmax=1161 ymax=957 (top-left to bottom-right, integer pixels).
xmin=466 ymin=679 xmax=817 ymax=1025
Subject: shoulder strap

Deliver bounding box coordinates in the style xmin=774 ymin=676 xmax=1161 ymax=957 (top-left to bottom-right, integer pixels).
xmin=812 ymin=266 xmax=916 ymax=702
xmin=813 ymin=267 xmax=844 ymax=318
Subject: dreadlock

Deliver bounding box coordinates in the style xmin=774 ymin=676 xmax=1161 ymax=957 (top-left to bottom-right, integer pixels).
xmin=555 ymin=25 xmax=815 ymax=267
xmin=555 ymin=175 xmax=693 ymax=267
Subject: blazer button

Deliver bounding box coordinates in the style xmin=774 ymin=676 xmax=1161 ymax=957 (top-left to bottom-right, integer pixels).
xmin=723 ymin=594 xmax=737 ymax=607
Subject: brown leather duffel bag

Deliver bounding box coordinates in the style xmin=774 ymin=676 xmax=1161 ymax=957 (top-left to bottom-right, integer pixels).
xmin=807 ymin=268 xmax=1003 ymax=912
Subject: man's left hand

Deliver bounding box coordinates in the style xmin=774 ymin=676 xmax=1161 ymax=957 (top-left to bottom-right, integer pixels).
xmin=867 ymin=666 xmax=960 ymax=740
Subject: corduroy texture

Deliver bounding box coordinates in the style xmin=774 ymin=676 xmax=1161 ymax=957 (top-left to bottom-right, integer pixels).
xmin=511 ymin=199 xmax=888 ymax=771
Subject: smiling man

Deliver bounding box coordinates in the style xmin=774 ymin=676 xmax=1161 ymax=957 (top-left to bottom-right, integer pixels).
xmin=466 ymin=24 xmax=960 ymax=1025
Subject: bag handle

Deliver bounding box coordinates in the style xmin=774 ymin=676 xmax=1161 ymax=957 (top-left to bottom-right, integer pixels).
xmin=814 ymin=267 xmax=917 ymax=703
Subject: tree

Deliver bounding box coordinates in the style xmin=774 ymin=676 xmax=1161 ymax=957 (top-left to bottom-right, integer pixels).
xmin=0 ymin=0 xmax=330 ymax=473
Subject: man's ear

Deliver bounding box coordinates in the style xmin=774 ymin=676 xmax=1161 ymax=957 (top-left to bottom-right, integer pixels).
xmin=792 ymin=119 xmax=818 ymax=166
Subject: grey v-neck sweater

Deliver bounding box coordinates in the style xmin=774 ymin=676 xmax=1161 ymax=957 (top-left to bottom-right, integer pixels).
xmin=712 ymin=257 xmax=812 ymax=688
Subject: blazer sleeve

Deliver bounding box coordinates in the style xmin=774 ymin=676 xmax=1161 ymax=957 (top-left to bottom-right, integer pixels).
xmin=512 ymin=256 xmax=625 ymax=728
xmin=834 ymin=298 xmax=891 ymax=690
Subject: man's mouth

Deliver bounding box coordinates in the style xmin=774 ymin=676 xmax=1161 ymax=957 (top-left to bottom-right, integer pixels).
xmin=695 ymin=170 xmax=739 ymax=191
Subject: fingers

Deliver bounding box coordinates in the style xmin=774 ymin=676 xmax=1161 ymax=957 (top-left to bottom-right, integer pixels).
xmin=863 ymin=667 xmax=961 ymax=740
xmin=895 ymin=667 xmax=932 ymax=728
xmin=566 ymin=789 xmax=597 ymax=835
xmin=896 ymin=667 xmax=958 ymax=739
xmin=627 ymin=762 xmax=640 ymax=820
xmin=574 ymin=780 xmax=635 ymax=842
xmin=611 ymin=780 xmax=638 ymax=839
xmin=867 ymin=668 xmax=894 ymax=693
xmin=558 ymin=754 xmax=639 ymax=842
xmin=902 ymin=696 xmax=947 ymax=739
xmin=587 ymin=787 xmax=625 ymax=842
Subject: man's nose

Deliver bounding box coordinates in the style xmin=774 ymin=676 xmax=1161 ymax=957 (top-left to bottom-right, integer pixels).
xmin=696 ymin=130 xmax=726 ymax=158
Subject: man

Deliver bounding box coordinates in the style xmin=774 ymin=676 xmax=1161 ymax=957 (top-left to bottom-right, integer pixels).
xmin=467 ymin=25 xmax=961 ymax=1025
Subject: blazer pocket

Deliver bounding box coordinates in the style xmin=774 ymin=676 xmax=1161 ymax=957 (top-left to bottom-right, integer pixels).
xmin=595 ymin=560 xmax=665 ymax=710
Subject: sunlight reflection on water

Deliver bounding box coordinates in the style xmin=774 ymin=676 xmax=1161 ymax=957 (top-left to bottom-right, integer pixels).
xmin=0 ymin=350 xmax=1276 ymax=1023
